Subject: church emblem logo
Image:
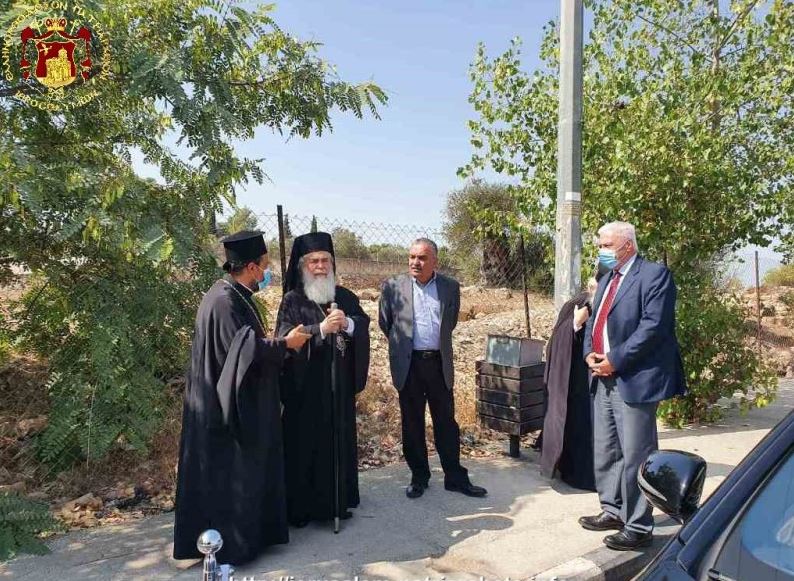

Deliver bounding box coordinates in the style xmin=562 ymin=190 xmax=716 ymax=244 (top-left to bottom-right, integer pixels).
xmin=2 ymin=1 xmax=111 ymax=111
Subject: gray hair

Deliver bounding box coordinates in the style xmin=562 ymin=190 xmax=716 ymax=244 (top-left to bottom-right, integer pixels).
xmin=411 ymin=237 xmax=438 ymax=257
xmin=297 ymin=251 xmax=335 ymax=270
xmin=598 ymin=221 xmax=639 ymax=253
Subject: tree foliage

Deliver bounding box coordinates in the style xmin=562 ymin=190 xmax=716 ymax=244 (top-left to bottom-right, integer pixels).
xmin=443 ymin=180 xmax=553 ymax=291
xmin=461 ymin=0 xmax=790 ymax=422
xmin=0 ymin=0 xmax=385 ymax=468
xmin=0 ymin=493 xmax=61 ymax=561
xmin=217 ymin=206 xmax=259 ymax=237
xmin=331 ymin=227 xmax=370 ymax=260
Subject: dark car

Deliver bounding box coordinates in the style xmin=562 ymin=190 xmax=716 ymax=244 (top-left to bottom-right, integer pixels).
xmin=636 ymin=410 xmax=794 ymax=580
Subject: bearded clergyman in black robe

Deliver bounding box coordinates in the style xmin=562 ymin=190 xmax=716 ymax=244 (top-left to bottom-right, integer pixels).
xmin=173 ymin=231 xmax=310 ymax=565
xmin=276 ymin=232 xmax=370 ymax=528
xmin=539 ymin=264 xmax=608 ymax=492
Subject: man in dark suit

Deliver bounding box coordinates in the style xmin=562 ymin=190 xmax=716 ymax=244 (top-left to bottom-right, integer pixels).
xmin=379 ymin=238 xmax=487 ymax=499
xmin=579 ymin=221 xmax=686 ymax=551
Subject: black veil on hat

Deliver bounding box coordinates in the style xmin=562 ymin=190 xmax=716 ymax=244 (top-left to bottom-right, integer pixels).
xmin=221 ymin=230 xmax=267 ymax=271
xmin=284 ymin=232 xmax=336 ymax=292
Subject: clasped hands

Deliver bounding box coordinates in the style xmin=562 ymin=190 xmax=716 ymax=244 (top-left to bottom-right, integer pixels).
xmin=320 ymin=307 xmax=348 ymax=336
xmin=586 ymin=352 xmax=616 ymax=377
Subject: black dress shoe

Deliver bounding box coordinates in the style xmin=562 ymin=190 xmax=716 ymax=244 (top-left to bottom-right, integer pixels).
xmin=444 ymin=482 xmax=487 ymax=497
xmin=290 ymin=517 xmax=310 ymax=528
xmin=578 ymin=512 xmax=624 ymax=531
xmin=406 ymin=483 xmax=427 ymax=499
xmin=341 ymin=510 xmax=353 ymax=520
xmin=604 ymin=529 xmax=653 ymax=551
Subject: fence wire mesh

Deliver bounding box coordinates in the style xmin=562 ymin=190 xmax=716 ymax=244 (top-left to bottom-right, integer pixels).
xmin=242 ymin=210 xmax=554 ymax=295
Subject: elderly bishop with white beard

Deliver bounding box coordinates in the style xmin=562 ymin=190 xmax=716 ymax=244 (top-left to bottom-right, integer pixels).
xmin=276 ymin=232 xmax=370 ymax=528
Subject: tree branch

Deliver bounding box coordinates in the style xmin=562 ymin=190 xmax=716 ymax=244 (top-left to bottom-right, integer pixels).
xmin=719 ymin=0 xmax=762 ymax=51
xmin=631 ymin=11 xmax=709 ymax=58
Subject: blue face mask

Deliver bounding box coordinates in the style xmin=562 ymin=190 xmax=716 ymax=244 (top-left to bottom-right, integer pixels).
xmin=598 ymin=249 xmax=619 ymax=270
xmin=598 ymin=240 xmax=629 ymax=270
xmin=258 ymin=267 xmax=272 ymax=291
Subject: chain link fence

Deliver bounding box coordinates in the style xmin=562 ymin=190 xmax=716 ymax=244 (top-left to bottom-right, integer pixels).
xmin=242 ymin=207 xmax=554 ymax=296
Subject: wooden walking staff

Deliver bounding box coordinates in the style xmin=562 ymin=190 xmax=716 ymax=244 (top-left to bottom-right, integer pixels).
xmin=330 ymin=301 xmax=342 ymax=534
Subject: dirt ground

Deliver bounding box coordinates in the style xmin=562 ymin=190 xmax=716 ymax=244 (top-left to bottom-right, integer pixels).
xmin=1 ymin=279 xmax=791 ymax=531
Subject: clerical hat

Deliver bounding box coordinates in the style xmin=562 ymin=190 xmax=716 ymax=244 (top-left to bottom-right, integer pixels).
xmin=284 ymin=232 xmax=336 ymax=292
xmin=221 ymin=230 xmax=267 ymax=270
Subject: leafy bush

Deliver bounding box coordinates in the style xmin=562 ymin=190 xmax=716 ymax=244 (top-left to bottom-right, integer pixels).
xmin=443 ymin=180 xmax=553 ymax=291
xmin=0 ymin=493 xmax=61 ymax=561
xmin=659 ymin=273 xmax=777 ymax=427
xmin=14 ymin=258 xmax=218 ymax=470
xmin=764 ymin=264 xmax=794 ymax=287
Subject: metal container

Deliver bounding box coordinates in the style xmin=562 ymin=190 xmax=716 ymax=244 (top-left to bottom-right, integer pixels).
xmin=485 ymin=335 xmax=545 ymax=367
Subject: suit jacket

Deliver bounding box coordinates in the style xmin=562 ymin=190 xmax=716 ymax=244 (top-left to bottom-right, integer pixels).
xmin=378 ymin=272 xmax=460 ymax=391
xmin=583 ymin=256 xmax=686 ymax=404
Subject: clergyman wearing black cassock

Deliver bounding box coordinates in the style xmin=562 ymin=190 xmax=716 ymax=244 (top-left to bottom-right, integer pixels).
xmin=173 ymin=231 xmax=309 ymax=565
xmin=540 ymin=265 xmax=607 ymax=492
xmin=276 ymin=232 xmax=370 ymax=527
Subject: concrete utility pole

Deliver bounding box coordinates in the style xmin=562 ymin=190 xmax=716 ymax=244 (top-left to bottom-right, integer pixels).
xmin=554 ymin=0 xmax=584 ymax=310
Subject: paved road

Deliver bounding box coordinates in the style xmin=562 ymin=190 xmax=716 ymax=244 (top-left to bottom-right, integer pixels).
xmin=4 ymin=380 xmax=791 ymax=581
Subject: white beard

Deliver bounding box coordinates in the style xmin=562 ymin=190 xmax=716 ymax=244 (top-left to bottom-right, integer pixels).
xmin=303 ymin=271 xmax=336 ymax=305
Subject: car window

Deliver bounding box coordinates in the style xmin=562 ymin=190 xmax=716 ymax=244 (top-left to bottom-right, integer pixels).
xmin=712 ymin=449 xmax=794 ymax=580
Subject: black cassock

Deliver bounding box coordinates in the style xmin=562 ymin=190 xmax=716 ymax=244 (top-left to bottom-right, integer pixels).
xmin=173 ymin=276 xmax=289 ymax=565
xmin=540 ymin=291 xmax=596 ymax=492
xmin=276 ymin=286 xmax=370 ymax=524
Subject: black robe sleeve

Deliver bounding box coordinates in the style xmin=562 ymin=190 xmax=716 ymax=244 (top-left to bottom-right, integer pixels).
xmin=276 ymin=291 xmax=326 ymax=350
xmin=337 ymin=287 xmax=370 ymax=394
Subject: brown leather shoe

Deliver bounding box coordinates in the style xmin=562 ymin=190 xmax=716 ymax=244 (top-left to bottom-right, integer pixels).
xmin=604 ymin=529 xmax=653 ymax=551
xmin=578 ymin=511 xmax=624 ymax=531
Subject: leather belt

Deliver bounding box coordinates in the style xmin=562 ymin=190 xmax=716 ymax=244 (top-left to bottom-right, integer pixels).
xmin=412 ymin=350 xmax=440 ymax=359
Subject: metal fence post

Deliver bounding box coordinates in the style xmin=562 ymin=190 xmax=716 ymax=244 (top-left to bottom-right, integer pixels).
xmin=755 ymin=250 xmax=762 ymax=356
xmin=277 ymin=205 xmax=288 ymax=294
xmin=519 ymin=233 xmax=532 ymax=339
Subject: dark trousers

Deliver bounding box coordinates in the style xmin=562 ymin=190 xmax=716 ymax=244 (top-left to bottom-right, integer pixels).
xmin=398 ymin=352 xmax=468 ymax=487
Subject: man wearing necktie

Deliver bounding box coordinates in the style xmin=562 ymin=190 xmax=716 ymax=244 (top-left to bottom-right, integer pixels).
xmin=578 ymin=222 xmax=686 ymax=551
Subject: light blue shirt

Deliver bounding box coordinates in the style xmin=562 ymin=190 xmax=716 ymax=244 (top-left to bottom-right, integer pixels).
xmin=412 ymin=273 xmax=441 ymax=350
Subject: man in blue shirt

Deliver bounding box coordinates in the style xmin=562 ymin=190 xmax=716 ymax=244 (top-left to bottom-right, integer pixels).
xmin=379 ymin=239 xmax=487 ymax=499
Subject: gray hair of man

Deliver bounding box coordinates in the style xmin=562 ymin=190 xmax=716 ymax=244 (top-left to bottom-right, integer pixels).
xmin=297 ymin=251 xmax=335 ymax=270
xmin=411 ymin=237 xmax=438 ymax=256
xmin=597 ymin=221 xmax=640 ymax=253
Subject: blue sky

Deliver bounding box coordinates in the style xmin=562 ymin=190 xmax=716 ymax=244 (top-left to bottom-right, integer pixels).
xmin=225 ymin=0 xmax=560 ymax=228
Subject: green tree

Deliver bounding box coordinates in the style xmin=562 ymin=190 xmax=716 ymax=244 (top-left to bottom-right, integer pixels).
xmin=461 ymin=0 xmax=789 ymax=422
xmin=283 ymin=214 xmax=294 ymax=239
xmin=331 ymin=227 xmax=370 ymax=260
xmin=310 ymin=215 xmax=318 ymax=233
xmin=443 ymin=180 xmax=553 ymax=290
xmin=368 ymin=243 xmax=405 ymax=263
xmin=0 ymin=0 xmax=386 ymax=476
xmin=217 ymin=206 xmax=259 ymax=237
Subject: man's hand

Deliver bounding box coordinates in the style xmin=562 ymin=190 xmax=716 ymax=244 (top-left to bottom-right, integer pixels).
xmin=573 ymin=304 xmax=590 ymax=329
xmin=588 ymin=353 xmax=616 ymax=377
xmin=320 ymin=307 xmax=347 ymax=336
xmin=585 ymin=352 xmax=601 ymax=368
xmin=285 ymin=324 xmax=312 ymax=351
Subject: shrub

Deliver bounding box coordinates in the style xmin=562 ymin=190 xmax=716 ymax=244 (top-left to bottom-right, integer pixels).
xmin=658 ymin=273 xmax=777 ymax=427
xmin=764 ymin=264 xmax=794 ymax=287
xmin=0 ymin=493 xmax=61 ymax=561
